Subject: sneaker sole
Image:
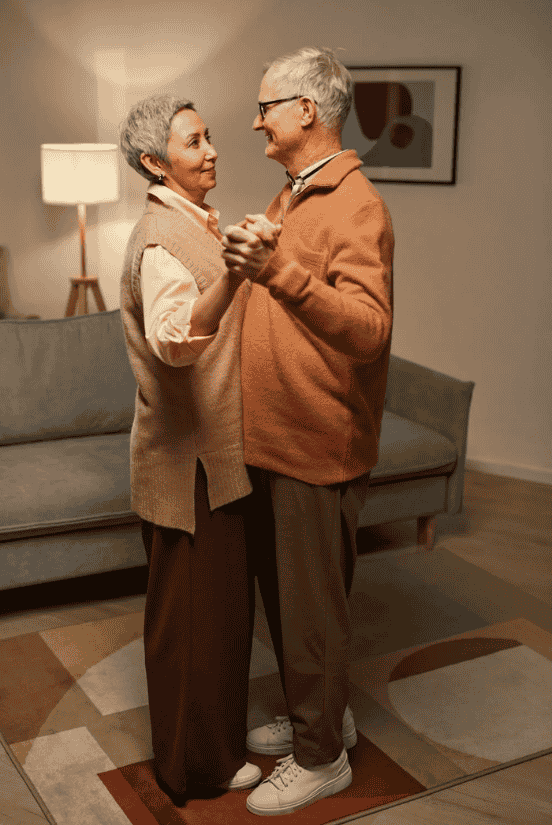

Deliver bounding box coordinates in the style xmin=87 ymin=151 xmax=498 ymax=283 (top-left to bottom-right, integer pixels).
xmin=246 ymin=726 xmax=357 ymax=756
xmin=245 ymin=764 xmax=352 ymax=815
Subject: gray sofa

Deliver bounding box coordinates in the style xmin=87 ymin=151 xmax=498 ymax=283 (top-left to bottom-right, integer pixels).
xmin=0 ymin=309 xmax=474 ymax=595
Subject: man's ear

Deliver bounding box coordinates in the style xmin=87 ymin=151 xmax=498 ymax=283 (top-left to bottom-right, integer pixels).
xmin=299 ymin=97 xmax=317 ymax=127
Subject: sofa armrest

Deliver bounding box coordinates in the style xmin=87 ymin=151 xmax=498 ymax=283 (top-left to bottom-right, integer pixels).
xmin=384 ymin=354 xmax=475 ymax=515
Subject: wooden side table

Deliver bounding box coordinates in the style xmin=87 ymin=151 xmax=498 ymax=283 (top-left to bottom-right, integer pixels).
xmin=65 ymin=276 xmax=107 ymax=317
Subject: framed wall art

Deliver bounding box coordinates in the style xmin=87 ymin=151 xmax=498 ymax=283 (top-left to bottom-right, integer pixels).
xmin=343 ymin=65 xmax=462 ymax=184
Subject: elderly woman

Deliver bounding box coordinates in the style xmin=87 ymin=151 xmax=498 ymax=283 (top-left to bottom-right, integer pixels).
xmin=118 ymin=95 xmax=277 ymax=801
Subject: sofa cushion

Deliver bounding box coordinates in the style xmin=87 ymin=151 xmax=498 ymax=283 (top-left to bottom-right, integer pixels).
xmin=371 ymin=410 xmax=457 ymax=481
xmin=0 ymin=432 xmax=138 ymax=541
xmin=0 ymin=310 xmax=136 ymax=446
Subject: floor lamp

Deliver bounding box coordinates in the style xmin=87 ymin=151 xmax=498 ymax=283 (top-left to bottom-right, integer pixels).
xmin=40 ymin=144 xmax=119 ymax=316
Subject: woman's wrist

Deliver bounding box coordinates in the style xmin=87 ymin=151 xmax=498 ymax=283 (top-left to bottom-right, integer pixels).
xmin=189 ymin=269 xmax=242 ymax=337
xmin=225 ymin=268 xmax=246 ymax=292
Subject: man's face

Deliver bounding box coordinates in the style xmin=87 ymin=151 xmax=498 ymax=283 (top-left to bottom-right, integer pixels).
xmin=253 ymin=69 xmax=303 ymax=168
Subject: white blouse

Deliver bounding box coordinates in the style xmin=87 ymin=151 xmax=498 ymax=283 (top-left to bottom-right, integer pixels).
xmin=141 ymin=184 xmax=221 ymax=367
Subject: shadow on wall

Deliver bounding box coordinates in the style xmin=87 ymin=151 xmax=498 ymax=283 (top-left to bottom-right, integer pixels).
xmin=0 ymin=247 xmax=39 ymax=320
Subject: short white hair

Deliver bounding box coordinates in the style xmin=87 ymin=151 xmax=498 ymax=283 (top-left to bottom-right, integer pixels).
xmin=266 ymin=47 xmax=352 ymax=130
xmin=119 ymin=95 xmax=195 ymax=182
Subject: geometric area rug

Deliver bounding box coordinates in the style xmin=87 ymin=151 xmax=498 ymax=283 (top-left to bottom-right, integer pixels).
xmin=1 ymin=594 xmax=552 ymax=823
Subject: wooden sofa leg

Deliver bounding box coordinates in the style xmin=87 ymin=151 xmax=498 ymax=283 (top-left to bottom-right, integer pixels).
xmin=417 ymin=515 xmax=436 ymax=551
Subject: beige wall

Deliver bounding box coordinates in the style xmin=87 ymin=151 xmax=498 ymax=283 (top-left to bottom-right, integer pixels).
xmin=0 ymin=0 xmax=100 ymax=317
xmin=1 ymin=0 xmax=551 ymax=483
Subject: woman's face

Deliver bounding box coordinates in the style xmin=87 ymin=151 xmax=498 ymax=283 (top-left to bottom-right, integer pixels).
xmin=161 ymin=109 xmax=218 ymax=206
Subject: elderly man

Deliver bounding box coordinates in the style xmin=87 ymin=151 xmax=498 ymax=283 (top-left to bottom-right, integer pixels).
xmin=223 ymin=47 xmax=394 ymax=816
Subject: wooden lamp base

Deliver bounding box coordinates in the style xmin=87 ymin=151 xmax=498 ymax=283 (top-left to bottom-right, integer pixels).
xmin=65 ymin=276 xmax=107 ymax=317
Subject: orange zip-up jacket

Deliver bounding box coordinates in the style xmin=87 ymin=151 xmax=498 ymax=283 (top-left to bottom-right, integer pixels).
xmin=241 ymin=150 xmax=394 ymax=484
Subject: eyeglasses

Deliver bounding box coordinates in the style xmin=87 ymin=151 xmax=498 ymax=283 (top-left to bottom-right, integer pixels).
xmin=258 ymin=96 xmax=300 ymax=120
xmin=257 ymin=96 xmax=317 ymax=120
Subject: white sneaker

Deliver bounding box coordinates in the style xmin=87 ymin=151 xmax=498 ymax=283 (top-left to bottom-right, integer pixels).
xmin=221 ymin=762 xmax=262 ymax=790
xmin=246 ymin=749 xmax=352 ymax=815
xmin=246 ymin=705 xmax=357 ymax=755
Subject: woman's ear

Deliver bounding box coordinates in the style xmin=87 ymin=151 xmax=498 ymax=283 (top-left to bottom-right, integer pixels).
xmin=140 ymin=152 xmax=165 ymax=178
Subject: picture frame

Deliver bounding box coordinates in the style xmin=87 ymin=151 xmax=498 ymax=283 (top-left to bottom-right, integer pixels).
xmin=343 ymin=65 xmax=462 ymax=184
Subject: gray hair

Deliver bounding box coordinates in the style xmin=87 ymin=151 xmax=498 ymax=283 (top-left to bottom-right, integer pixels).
xmin=266 ymin=47 xmax=352 ymax=130
xmin=119 ymin=95 xmax=195 ymax=182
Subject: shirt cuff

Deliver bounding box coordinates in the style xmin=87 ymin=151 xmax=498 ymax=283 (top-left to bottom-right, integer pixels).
xmin=146 ymin=297 xmax=218 ymax=366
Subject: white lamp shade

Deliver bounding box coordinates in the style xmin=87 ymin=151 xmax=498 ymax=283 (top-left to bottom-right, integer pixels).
xmin=41 ymin=143 xmax=119 ymax=205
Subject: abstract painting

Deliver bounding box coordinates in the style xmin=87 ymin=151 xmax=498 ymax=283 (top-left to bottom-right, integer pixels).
xmin=343 ymin=66 xmax=461 ymax=184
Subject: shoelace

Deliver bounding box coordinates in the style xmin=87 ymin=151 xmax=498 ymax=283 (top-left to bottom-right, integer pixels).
xmin=267 ymin=715 xmax=292 ymax=733
xmin=264 ymin=754 xmax=304 ymax=790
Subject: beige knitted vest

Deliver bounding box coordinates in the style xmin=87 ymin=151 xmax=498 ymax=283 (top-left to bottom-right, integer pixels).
xmin=120 ymin=195 xmax=251 ymax=534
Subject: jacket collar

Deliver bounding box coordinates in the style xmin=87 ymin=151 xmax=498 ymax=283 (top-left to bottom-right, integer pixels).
xmin=289 ymin=149 xmax=362 ymax=194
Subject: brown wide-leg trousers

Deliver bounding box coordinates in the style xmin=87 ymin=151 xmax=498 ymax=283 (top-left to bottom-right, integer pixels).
xmin=141 ymin=461 xmax=255 ymax=794
xmin=246 ymin=466 xmax=365 ymax=769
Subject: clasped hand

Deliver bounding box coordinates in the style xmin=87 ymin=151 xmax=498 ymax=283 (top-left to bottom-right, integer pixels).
xmin=222 ymin=214 xmax=282 ymax=281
